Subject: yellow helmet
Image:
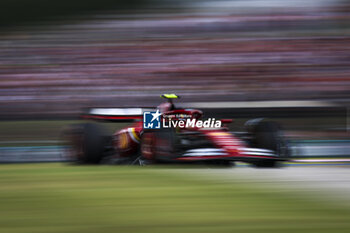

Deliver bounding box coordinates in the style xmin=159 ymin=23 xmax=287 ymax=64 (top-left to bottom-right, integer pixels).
xmin=160 ymin=94 xmax=180 ymax=99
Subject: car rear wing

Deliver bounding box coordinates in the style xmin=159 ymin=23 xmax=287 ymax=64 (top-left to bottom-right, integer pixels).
xmin=81 ymin=108 xmax=154 ymax=122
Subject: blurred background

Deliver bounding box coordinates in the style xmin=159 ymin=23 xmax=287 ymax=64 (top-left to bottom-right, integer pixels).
xmin=0 ymin=1 xmax=350 ymax=233
xmin=0 ymin=0 xmax=349 ymax=160
xmin=1 ymin=0 xmax=350 ymax=140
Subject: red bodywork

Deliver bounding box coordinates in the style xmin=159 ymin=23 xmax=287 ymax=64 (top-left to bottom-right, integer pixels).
xmin=110 ymin=108 xmax=279 ymax=163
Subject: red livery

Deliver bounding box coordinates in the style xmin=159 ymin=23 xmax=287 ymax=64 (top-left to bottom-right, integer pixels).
xmin=63 ymin=94 xmax=289 ymax=167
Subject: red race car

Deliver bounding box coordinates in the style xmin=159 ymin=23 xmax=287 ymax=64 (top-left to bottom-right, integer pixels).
xmin=63 ymin=94 xmax=289 ymax=167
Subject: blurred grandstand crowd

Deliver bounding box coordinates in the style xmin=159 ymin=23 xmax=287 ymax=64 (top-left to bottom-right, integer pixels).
xmin=0 ymin=0 xmax=349 ymax=119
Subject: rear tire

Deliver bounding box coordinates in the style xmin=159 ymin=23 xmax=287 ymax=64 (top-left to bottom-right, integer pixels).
xmin=62 ymin=123 xmax=108 ymax=164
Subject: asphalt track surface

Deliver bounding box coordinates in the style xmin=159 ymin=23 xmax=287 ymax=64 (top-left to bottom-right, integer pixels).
xmin=178 ymin=165 xmax=350 ymax=205
xmin=0 ymin=142 xmax=349 ymax=202
xmin=1 ymin=146 xmax=349 ymax=204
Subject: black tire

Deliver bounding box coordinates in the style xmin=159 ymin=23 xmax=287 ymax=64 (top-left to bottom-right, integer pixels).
xmin=63 ymin=123 xmax=108 ymax=164
xmin=250 ymin=121 xmax=289 ymax=168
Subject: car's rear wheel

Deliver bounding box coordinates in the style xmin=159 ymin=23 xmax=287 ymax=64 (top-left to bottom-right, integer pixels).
xmin=62 ymin=123 xmax=109 ymax=164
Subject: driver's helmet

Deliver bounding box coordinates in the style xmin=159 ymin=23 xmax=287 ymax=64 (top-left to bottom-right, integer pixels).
xmin=157 ymin=94 xmax=179 ymax=113
xmin=158 ymin=102 xmax=174 ymax=113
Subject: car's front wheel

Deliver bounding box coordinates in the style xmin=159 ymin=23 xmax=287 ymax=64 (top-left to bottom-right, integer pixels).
xmin=248 ymin=120 xmax=289 ymax=168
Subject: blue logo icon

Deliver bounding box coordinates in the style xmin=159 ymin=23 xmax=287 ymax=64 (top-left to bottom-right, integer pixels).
xmin=143 ymin=110 xmax=162 ymax=129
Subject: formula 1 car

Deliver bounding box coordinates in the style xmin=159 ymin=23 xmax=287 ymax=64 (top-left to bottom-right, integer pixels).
xmin=63 ymin=94 xmax=289 ymax=167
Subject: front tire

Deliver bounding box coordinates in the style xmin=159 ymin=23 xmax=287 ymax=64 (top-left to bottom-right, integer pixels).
xmin=249 ymin=121 xmax=289 ymax=168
